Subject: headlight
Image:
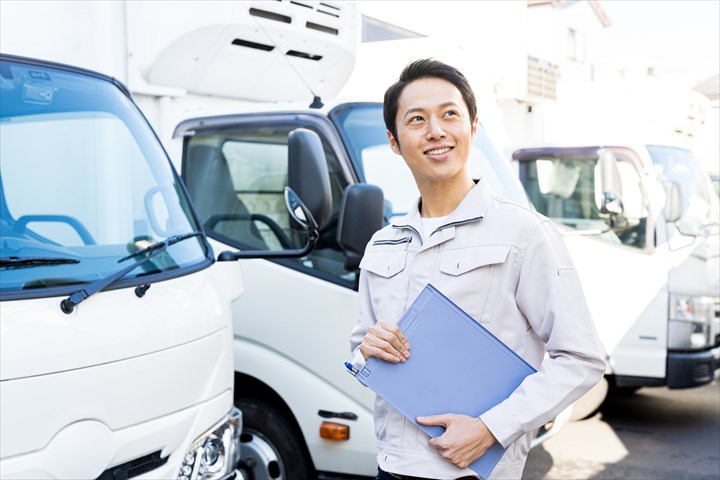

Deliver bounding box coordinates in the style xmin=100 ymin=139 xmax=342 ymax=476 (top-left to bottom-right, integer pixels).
xmin=178 ymin=407 xmax=242 ymax=480
xmin=668 ymin=295 xmax=719 ymax=350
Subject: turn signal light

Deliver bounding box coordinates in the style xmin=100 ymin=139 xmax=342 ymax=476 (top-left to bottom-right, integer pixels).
xmin=319 ymin=421 xmax=350 ymax=441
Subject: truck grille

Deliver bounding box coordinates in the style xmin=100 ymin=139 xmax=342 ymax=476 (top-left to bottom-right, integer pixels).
xmin=96 ymin=451 xmax=168 ymax=480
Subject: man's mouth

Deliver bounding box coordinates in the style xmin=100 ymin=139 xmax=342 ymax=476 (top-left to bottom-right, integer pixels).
xmin=425 ymin=147 xmax=452 ymax=155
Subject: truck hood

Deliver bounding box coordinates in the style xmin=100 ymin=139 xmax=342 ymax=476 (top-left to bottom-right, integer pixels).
xmin=0 ymin=269 xmax=235 ymax=460
xmin=670 ymin=234 xmax=720 ymax=297
xmin=0 ymin=269 xmax=228 ymax=380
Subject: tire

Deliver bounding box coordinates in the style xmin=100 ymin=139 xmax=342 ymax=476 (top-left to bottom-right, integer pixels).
xmin=236 ymin=398 xmax=315 ymax=480
xmin=609 ymin=386 xmax=642 ymax=397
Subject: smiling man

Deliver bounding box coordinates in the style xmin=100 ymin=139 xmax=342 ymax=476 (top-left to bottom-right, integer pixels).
xmin=349 ymin=59 xmax=605 ymax=480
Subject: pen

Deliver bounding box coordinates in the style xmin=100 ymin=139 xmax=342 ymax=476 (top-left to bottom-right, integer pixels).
xmin=344 ymin=361 xmax=359 ymax=376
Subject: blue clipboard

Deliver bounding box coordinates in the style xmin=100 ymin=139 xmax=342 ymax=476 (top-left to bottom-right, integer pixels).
xmin=355 ymin=284 xmax=536 ymax=479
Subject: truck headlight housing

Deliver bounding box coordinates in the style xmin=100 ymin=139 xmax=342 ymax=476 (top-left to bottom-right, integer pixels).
xmin=668 ymin=295 xmax=719 ymax=350
xmin=178 ymin=407 xmax=242 ymax=480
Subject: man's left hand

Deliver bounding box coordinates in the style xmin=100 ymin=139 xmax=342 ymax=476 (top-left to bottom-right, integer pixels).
xmin=416 ymin=414 xmax=498 ymax=469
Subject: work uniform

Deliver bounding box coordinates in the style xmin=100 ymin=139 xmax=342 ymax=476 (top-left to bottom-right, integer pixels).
xmin=349 ymin=178 xmax=605 ymax=479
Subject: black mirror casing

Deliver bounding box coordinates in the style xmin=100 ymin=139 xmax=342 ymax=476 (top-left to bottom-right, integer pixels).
xmin=287 ymin=128 xmax=331 ymax=231
xmin=337 ymin=184 xmax=384 ymax=271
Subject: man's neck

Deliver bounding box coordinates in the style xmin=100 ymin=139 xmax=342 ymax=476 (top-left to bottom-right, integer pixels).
xmin=418 ymin=176 xmax=475 ymax=218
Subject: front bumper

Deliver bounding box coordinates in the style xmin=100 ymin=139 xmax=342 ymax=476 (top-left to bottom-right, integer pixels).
xmin=666 ymin=346 xmax=720 ymax=388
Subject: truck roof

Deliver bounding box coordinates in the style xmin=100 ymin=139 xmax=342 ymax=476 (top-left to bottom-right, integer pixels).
xmin=172 ymin=99 xmax=381 ymax=138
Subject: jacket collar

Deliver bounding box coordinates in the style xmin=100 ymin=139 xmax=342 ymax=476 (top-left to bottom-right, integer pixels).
xmin=391 ymin=178 xmax=493 ymax=243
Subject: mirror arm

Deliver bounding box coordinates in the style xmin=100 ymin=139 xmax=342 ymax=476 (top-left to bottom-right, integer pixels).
xmin=217 ymin=187 xmax=320 ymax=261
xmin=216 ymin=227 xmax=319 ymax=260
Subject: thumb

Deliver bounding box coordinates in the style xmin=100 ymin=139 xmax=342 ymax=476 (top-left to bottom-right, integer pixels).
xmin=417 ymin=414 xmax=451 ymax=427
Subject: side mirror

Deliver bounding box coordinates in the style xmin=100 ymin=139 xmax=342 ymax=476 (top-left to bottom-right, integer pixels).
xmin=664 ymin=181 xmax=684 ymax=223
xmin=337 ymin=184 xmax=384 ymax=271
xmin=288 ymin=128 xmax=331 ymax=231
xmin=218 ymin=128 xmax=331 ymax=261
xmin=598 ymin=149 xmax=625 ymax=219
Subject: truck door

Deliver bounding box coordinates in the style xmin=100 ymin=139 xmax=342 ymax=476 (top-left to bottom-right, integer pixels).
xmin=175 ymin=112 xmax=378 ymax=477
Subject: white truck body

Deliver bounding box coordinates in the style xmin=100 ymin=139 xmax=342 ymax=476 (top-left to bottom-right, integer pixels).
xmin=1 ymin=2 xmax=569 ymax=478
xmin=0 ymin=54 xmax=244 ymax=480
xmin=513 ymin=143 xmax=720 ymax=407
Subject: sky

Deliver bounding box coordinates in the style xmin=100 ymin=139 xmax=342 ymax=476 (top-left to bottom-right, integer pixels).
xmin=359 ymin=0 xmax=720 ymax=87
xmin=598 ymin=0 xmax=719 ymax=84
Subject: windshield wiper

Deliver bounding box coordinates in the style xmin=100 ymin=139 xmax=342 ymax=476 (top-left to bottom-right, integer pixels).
xmin=0 ymin=256 xmax=80 ymax=268
xmin=60 ymin=231 xmax=204 ymax=314
xmin=118 ymin=231 xmax=204 ymax=262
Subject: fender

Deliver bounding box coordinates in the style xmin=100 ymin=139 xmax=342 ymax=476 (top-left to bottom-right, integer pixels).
xmin=233 ymin=337 xmax=377 ymax=476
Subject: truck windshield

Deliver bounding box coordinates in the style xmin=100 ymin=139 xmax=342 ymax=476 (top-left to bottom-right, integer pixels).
xmin=647 ymin=145 xmax=720 ymax=236
xmin=0 ymin=57 xmax=210 ymax=299
xmin=331 ymin=103 xmax=528 ymax=220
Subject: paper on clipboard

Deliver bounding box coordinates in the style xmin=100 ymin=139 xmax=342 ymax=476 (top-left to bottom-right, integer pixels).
xmin=355 ymin=284 xmax=536 ymax=479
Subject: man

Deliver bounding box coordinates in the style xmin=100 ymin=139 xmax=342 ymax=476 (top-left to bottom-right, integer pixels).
xmin=349 ymin=59 xmax=605 ymax=480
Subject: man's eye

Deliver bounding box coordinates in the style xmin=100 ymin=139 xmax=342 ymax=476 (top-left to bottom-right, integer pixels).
xmin=410 ymin=115 xmax=424 ymax=122
xmin=444 ymin=110 xmax=459 ymax=117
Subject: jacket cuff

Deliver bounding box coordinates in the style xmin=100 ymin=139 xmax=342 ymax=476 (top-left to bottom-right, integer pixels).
xmin=351 ymin=349 xmax=367 ymax=372
xmin=479 ymin=403 xmax=524 ymax=448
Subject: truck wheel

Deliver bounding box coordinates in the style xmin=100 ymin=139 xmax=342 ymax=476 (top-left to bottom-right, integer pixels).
xmin=236 ymin=398 xmax=315 ymax=480
xmin=570 ymin=377 xmax=609 ymax=421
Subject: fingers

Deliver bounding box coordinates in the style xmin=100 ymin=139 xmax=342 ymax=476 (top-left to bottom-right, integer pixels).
xmin=416 ymin=414 xmax=449 ymax=426
xmin=424 ymin=415 xmax=495 ymax=469
xmin=359 ymin=321 xmax=411 ymax=363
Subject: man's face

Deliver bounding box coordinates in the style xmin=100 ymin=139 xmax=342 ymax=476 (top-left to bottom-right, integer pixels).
xmin=388 ymin=77 xmax=478 ymax=190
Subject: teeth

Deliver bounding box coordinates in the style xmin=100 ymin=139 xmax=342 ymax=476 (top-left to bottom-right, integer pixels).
xmin=427 ymin=147 xmax=451 ymax=155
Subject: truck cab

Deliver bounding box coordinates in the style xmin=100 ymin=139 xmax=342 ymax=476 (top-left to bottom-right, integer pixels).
xmin=0 ymin=54 xmax=244 ymax=480
xmin=0 ymin=53 xmax=333 ymax=480
xmin=513 ymin=144 xmax=719 ymax=407
xmin=174 ymin=101 xmax=568 ymax=478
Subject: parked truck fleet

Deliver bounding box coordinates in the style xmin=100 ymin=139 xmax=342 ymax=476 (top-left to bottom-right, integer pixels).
xmin=2 ymin=1 xmax=718 ymax=479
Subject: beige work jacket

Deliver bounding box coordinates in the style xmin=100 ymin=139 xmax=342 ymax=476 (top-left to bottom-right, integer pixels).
xmin=349 ymin=179 xmax=605 ymax=479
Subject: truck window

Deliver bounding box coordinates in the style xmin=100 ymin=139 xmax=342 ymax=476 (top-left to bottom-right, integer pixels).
xmin=0 ymin=59 xmax=209 ymax=297
xmin=647 ymin=145 xmax=720 ymax=237
xmin=521 ymin=156 xmax=649 ymax=250
xmin=183 ymin=125 xmax=355 ymax=286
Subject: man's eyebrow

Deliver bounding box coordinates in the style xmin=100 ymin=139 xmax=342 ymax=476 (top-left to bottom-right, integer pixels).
xmin=401 ymin=102 xmax=461 ymax=118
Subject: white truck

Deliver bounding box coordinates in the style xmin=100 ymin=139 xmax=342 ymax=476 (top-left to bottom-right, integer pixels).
xmin=0 ymin=52 xmax=332 ymax=480
xmin=0 ymin=2 xmax=569 ymax=478
xmin=0 ymin=53 xmax=245 ymax=480
xmin=512 ymin=144 xmax=719 ymax=410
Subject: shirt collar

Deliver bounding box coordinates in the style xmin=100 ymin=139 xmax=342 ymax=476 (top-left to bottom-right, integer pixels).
xmin=392 ymin=178 xmax=493 ymax=233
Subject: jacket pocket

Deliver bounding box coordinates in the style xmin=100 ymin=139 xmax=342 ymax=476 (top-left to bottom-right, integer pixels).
xmin=360 ymin=249 xmax=410 ymax=321
xmin=437 ymin=245 xmax=511 ymax=323
xmin=439 ymin=245 xmax=510 ymax=276
xmin=360 ymin=249 xmax=408 ymax=278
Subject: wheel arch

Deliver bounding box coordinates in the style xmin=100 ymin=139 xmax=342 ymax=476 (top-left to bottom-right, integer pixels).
xmin=233 ymin=371 xmax=315 ymax=466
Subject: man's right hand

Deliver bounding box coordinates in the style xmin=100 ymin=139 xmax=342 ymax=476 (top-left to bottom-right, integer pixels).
xmin=360 ymin=321 xmax=411 ymax=363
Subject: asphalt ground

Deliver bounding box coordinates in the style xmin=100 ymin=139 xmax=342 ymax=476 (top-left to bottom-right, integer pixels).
xmin=523 ymin=379 xmax=720 ymax=480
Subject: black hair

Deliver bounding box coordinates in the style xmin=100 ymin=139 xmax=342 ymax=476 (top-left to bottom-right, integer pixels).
xmin=383 ymin=58 xmax=477 ymax=142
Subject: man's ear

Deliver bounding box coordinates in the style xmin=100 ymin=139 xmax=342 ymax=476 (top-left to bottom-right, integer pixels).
xmin=471 ymin=116 xmax=479 ymax=136
xmin=387 ymin=130 xmax=401 ymax=155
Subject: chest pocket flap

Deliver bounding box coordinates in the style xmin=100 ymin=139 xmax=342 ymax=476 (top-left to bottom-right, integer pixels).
xmin=360 ymin=250 xmax=407 ymax=278
xmin=440 ymin=245 xmax=511 ymax=276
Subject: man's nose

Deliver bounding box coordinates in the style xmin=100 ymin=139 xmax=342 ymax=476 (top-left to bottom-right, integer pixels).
xmin=426 ymin=117 xmax=445 ymax=139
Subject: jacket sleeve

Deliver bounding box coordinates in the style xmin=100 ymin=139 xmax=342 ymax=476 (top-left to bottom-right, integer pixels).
xmin=480 ymin=219 xmax=606 ymax=448
xmin=348 ymin=268 xmax=375 ymax=371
